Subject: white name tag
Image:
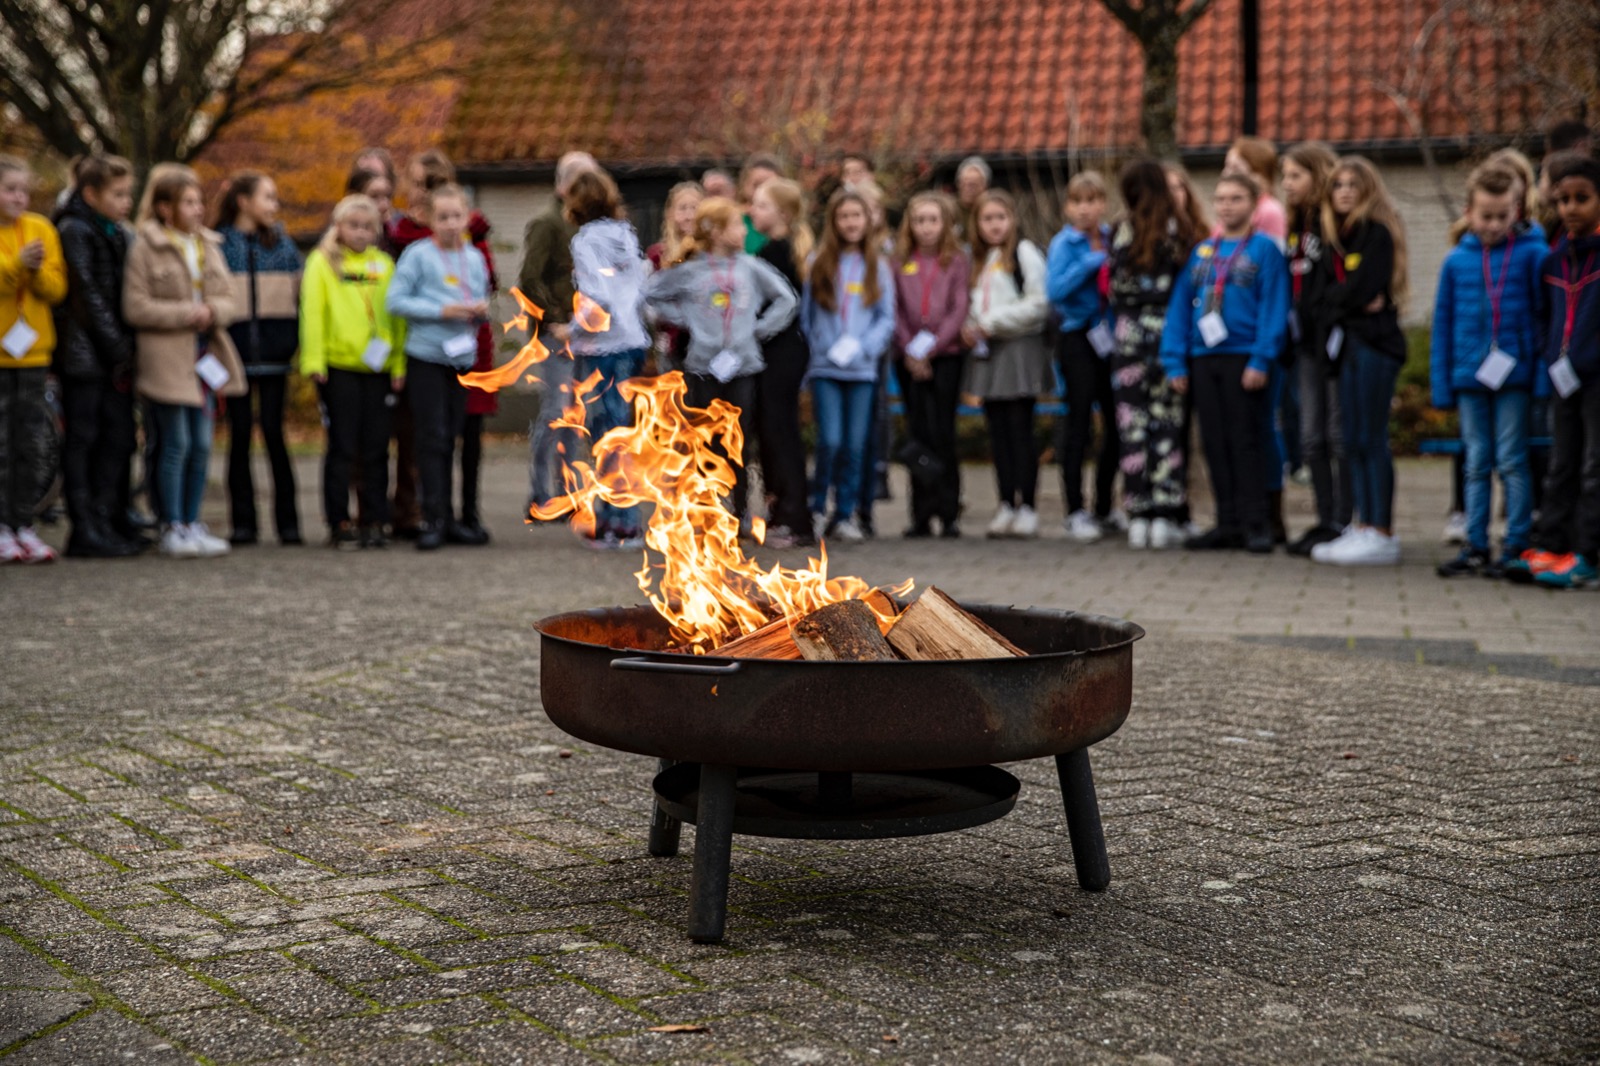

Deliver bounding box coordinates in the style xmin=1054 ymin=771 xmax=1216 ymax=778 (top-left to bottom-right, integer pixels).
xmin=827 ymin=334 xmax=863 ymax=368
xmin=1198 ymin=311 xmax=1228 ymax=348
xmin=442 ymin=331 xmax=478 ymax=359
xmin=361 ymin=337 xmax=392 ymax=372
xmin=1550 ymin=355 xmax=1581 ymax=399
xmin=195 ymin=352 xmax=230 ymax=391
xmin=905 ymin=330 xmax=937 ymax=360
xmin=971 ymin=337 xmax=990 ymax=359
xmin=1087 ymin=321 xmax=1116 ymax=358
xmin=1326 ymin=325 xmax=1345 ymax=361
xmin=1474 ymin=346 xmax=1516 ymax=391
xmin=2 ymin=318 xmax=38 ymax=359
xmin=709 ymin=349 xmax=741 ymax=383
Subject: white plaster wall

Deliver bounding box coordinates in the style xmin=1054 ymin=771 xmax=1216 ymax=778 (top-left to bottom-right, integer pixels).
xmin=470 ymin=182 xmax=557 ymax=321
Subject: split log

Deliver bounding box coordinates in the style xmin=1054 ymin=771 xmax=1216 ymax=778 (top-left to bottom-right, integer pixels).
xmin=791 ymin=599 xmax=899 ymax=661
xmin=861 ymin=588 xmax=901 ymax=630
xmin=885 ymin=587 xmax=1025 ymax=661
xmin=712 ymin=616 xmax=801 ymax=661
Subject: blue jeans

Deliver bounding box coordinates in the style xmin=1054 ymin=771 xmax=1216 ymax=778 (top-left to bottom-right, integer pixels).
xmin=152 ymin=401 xmax=214 ymax=525
xmin=582 ymin=349 xmax=645 ymax=538
xmin=1458 ymin=389 xmax=1532 ymax=553
xmin=1338 ymin=337 xmax=1401 ymax=530
xmin=810 ymin=377 xmax=875 ymax=520
xmin=528 ymin=351 xmax=579 ymax=507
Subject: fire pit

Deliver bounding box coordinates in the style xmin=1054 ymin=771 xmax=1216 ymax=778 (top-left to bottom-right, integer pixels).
xmin=536 ymin=601 xmax=1143 ymax=942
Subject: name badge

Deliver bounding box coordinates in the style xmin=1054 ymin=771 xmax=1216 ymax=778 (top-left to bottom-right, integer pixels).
xmin=905 ymin=330 xmax=937 ymax=360
xmin=442 ymin=332 xmax=478 ymax=359
xmin=362 ymin=337 xmax=392 ymax=373
xmin=1549 ymin=355 xmax=1581 ymax=399
xmin=1198 ymin=311 xmax=1228 ymax=349
xmin=1474 ymin=346 xmax=1516 ymax=391
xmin=195 ymin=352 xmax=230 ymax=390
xmin=2 ymin=318 xmax=38 ymax=359
xmin=827 ymin=335 xmax=863 ymax=367
xmin=709 ymin=349 xmax=741 ymax=382
xmin=1087 ymin=321 xmax=1116 ymax=358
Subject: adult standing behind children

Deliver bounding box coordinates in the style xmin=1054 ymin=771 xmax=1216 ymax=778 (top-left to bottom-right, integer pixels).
xmin=0 ymin=154 xmax=68 ymax=564
xmin=1308 ymin=157 xmax=1410 ymax=567
xmin=123 ymin=163 xmax=246 ymax=559
xmin=386 ymin=183 xmax=490 ymax=552
xmin=963 ymin=189 xmax=1052 ymax=540
xmin=1048 ymin=171 xmax=1120 ymax=543
xmin=521 ymin=151 xmax=595 ymax=515
xmin=566 ymin=168 xmax=653 ymax=548
xmin=1431 ymin=164 xmax=1546 ymax=579
xmin=52 ymin=154 xmax=142 ymax=559
xmin=891 ymin=191 xmax=969 ymax=539
xmin=214 ymin=170 xmax=303 ymax=546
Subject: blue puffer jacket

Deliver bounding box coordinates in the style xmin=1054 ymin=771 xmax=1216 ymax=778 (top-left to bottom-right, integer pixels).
xmin=1430 ymin=231 xmax=1546 ymax=407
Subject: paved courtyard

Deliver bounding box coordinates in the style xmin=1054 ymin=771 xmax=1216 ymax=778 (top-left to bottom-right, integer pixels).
xmin=2 ymin=451 xmax=1597 ymax=1064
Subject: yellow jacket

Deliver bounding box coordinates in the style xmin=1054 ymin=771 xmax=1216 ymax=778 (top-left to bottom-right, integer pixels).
xmin=299 ymin=246 xmax=405 ymax=379
xmin=0 ymin=212 xmax=69 ymax=369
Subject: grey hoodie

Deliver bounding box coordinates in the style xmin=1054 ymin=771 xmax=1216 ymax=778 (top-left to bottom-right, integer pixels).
xmin=643 ymin=253 xmax=797 ymax=378
xmin=569 ymin=218 xmax=651 ymax=356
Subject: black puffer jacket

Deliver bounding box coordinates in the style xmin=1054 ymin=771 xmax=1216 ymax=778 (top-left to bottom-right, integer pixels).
xmin=52 ymin=193 xmax=133 ymax=380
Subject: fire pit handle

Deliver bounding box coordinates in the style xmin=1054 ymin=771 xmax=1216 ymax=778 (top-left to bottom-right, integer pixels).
xmin=609 ymin=656 xmax=743 ymax=676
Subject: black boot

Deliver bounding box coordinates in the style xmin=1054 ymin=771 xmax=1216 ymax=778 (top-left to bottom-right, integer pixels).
xmin=416 ymin=521 xmax=444 ymax=551
xmin=1268 ymin=490 xmax=1287 ymax=545
xmin=67 ymin=513 xmax=140 ymax=558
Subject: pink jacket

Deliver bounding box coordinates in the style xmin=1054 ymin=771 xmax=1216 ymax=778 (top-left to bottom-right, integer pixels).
xmin=892 ymin=250 xmax=971 ymax=359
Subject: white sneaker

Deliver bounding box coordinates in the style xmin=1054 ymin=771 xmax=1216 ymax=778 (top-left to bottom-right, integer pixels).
xmin=1127 ymin=518 xmax=1150 ymax=550
xmin=14 ymin=527 xmax=57 ymax=564
xmin=1310 ymin=525 xmax=1361 ymax=564
xmin=1443 ymin=511 xmax=1467 ymax=545
xmin=1101 ymin=510 xmax=1130 ymax=534
xmin=987 ymin=504 xmax=1016 ymax=539
xmin=1182 ymin=520 xmax=1204 ymax=539
xmin=1149 ymin=517 xmax=1184 ymax=550
xmin=832 ymin=517 xmax=866 ymax=543
xmin=1330 ymin=528 xmax=1401 ymax=566
xmin=1012 ymin=505 xmax=1039 ymax=539
xmin=812 ymin=511 xmax=829 ymax=542
xmin=1063 ymin=509 xmax=1103 ymax=543
xmin=160 ymin=525 xmax=201 ymax=558
xmin=188 ymin=522 xmax=231 ymax=557
xmin=0 ymin=525 xmax=19 ymax=564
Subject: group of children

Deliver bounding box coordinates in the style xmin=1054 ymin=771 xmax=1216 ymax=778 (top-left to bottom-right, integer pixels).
xmin=2 ymin=130 xmax=1597 ymax=590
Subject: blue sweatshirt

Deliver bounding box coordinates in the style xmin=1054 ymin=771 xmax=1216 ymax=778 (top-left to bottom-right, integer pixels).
xmin=1430 ymin=231 xmax=1547 ymax=407
xmin=1045 ymin=223 xmax=1111 ymax=332
xmin=386 ymin=238 xmax=491 ymax=369
xmin=1160 ymin=233 xmax=1290 ymax=379
xmin=800 ymin=251 xmax=897 ymax=383
xmin=1538 ymin=229 xmax=1600 ymax=388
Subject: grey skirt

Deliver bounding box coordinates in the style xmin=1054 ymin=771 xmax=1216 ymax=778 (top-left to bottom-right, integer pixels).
xmin=964 ymin=331 xmax=1055 ymax=401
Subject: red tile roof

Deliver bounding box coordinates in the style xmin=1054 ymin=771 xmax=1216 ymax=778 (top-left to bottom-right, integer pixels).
xmin=445 ymin=0 xmax=1541 ymax=171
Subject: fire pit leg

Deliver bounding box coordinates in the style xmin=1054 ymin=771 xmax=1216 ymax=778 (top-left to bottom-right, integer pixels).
xmin=688 ymin=762 xmax=737 ymax=943
xmin=1055 ymin=749 xmax=1110 ymax=892
xmin=648 ymin=759 xmax=682 ymax=857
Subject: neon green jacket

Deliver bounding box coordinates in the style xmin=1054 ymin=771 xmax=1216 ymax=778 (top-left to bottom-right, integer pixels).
xmin=298 ymin=246 xmax=405 ymax=379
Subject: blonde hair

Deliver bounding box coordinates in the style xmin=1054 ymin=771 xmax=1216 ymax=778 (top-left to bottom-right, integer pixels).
xmin=0 ymin=154 xmax=28 ymax=181
xmin=685 ymin=196 xmax=743 ymax=259
xmin=137 ymin=163 xmax=202 ymax=226
xmin=754 ymin=178 xmax=814 ymax=264
xmin=1448 ymin=164 xmax=1520 ymax=245
xmin=1066 ymin=171 xmax=1108 ymax=201
xmin=659 ymin=182 xmax=704 ymax=265
xmin=1321 ymin=156 xmax=1409 ymax=309
xmin=318 ymin=195 xmax=382 ymax=261
xmin=895 ymin=191 xmax=960 ymax=267
xmin=426 ymin=182 xmax=470 ymax=213
xmin=1485 ymin=147 xmax=1540 ymax=222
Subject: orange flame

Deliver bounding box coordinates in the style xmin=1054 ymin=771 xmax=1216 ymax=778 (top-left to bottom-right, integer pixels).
xmin=573 ymin=292 xmax=611 ymax=334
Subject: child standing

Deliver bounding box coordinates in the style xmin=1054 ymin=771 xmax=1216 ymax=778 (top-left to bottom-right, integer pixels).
xmin=1308 ymin=157 xmax=1410 ymax=567
xmin=385 ymin=183 xmax=490 ymax=552
xmin=0 ymin=155 xmax=68 ymax=563
xmin=1505 ymin=152 xmax=1600 ymax=590
xmin=1047 ymin=172 xmax=1119 ymax=542
xmin=963 ymin=190 xmax=1054 ymax=540
xmin=566 ymin=169 xmax=652 ymax=548
xmin=1161 ymin=172 xmax=1289 ymax=554
xmin=749 ymin=179 xmax=816 ymax=547
xmin=892 ymin=191 xmax=970 ymax=538
xmin=801 ymin=190 xmax=896 ymax=543
xmin=52 ymin=153 xmax=141 ymax=559
xmin=645 ymin=182 xmax=704 ymax=373
xmin=1224 ymin=138 xmax=1289 ymax=249
xmin=123 ymin=163 xmax=246 ymax=558
xmin=1280 ymin=142 xmax=1348 ymax=556
xmin=215 ymin=170 xmax=303 ymax=546
xmin=646 ymin=196 xmax=797 ymax=534
xmin=300 ymin=195 xmax=405 ymax=549
xmin=1431 ymin=165 xmax=1545 ymax=578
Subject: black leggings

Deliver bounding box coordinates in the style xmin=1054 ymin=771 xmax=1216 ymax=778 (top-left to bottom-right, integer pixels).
xmin=1191 ymin=354 xmax=1268 ymax=533
xmin=984 ymin=397 xmax=1037 ymax=509
xmin=226 ymin=373 xmax=298 ymax=537
xmin=408 ymin=360 xmax=467 ymax=527
xmin=460 ymin=412 xmax=484 ymax=525
xmin=686 ymin=372 xmax=759 ymax=518
xmin=321 ymin=369 xmax=392 ymax=528
xmin=1058 ymin=330 xmax=1119 ymax=516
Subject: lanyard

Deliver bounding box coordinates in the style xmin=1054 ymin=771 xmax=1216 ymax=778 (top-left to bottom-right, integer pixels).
xmin=840 ymin=254 xmax=864 ymax=329
xmin=1480 ymin=234 xmax=1516 ymax=346
xmin=1290 ymin=231 xmax=1312 ymax=302
xmin=710 ymin=257 xmax=737 ymax=342
xmin=1203 ymin=236 xmax=1247 ymax=311
xmin=917 ymin=254 xmax=934 ymax=320
xmin=168 ymin=230 xmax=204 ymax=293
xmin=1553 ymin=250 xmax=1600 ymax=357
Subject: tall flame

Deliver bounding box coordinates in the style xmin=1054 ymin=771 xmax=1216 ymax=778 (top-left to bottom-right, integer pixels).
xmin=463 ymin=287 xmax=911 ymax=650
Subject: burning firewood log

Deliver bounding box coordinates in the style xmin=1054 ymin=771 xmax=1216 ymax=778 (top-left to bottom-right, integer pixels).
xmin=884 ymin=587 xmax=1025 ymax=660
xmin=706 ymin=588 xmax=902 ymax=660
xmin=791 ymin=600 xmax=899 ymax=661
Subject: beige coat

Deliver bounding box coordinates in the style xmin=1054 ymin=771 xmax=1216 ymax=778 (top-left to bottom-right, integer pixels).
xmin=123 ymin=222 xmax=246 ymax=406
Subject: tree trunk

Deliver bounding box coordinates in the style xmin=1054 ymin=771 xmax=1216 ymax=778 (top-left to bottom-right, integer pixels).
xmin=1140 ymin=28 xmax=1183 ymax=160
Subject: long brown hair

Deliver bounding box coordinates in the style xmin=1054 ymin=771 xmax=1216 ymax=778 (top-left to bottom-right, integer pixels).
xmin=1321 ymin=156 xmax=1409 ymax=308
xmin=1163 ymin=163 xmax=1209 ymax=244
xmin=563 ymin=168 xmax=626 ymax=226
xmin=684 ymin=196 xmax=743 ymax=259
xmin=967 ymin=189 xmax=1023 ymax=287
xmin=1282 ymin=141 xmax=1338 ymax=232
xmin=1118 ymin=160 xmax=1185 ymax=272
xmin=136 ymin=163 xmax=202 ymax=227
xmin=895 ymin=191 xmax=961 ymax=268
xmin=214 ymin=170 xmax=281 ymax=248
xmin=808 ymin=189 xmax=882 ymax=313
xmin=1228 ymin=137 xmax=1279 ymax=187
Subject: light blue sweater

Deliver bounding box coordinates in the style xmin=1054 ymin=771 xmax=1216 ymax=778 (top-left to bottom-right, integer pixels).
xmin=386 ymin=239 xmax=491 ymax=369
xmin=800 ymin=252 xmax=897 ymax=383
